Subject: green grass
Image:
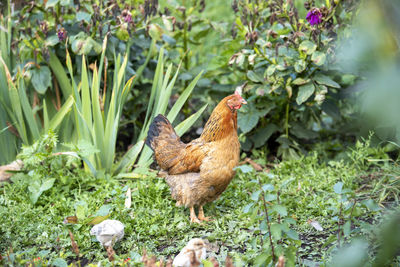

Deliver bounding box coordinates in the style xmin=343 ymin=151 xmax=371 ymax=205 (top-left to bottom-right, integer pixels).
xmin=0 ymin=138 xmax=399 ymax=266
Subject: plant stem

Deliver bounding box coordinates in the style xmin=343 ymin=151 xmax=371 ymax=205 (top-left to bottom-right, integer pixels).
xmin=257 ymin=176 xmax=276 ymax=262
xmin=258 ymin=209 xmax=264 ymax=248
xmin=347 ymin=199 xmax=357 ymax=242
xmin=277 ymin=191 xmax=281 ymax=224
xmin=182 ymin=3 xmax=189 ymax=72
xmin=181 ymin=0 xmax=190 ymax=116
xmin=317 ymin=25 xmax=321 ymax=48
xmin=337 ymin=201 xmax=342 ymax=248
xmin=285 ymin=101 xmax=289 ymax=137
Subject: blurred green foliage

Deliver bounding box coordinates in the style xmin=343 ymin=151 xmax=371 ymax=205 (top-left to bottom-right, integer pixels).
xmin=337 ymin=0 xmax=400 ymax=149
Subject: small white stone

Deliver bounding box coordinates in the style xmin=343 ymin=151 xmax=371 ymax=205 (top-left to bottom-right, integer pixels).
xmin=90 ymin=219 xmax=124 ymax=247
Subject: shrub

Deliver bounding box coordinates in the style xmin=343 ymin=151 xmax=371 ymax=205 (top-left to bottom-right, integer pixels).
xmin=226 ymin=0 xmax=360 ymax=158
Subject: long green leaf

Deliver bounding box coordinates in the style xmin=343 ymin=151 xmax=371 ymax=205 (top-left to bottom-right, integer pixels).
xmin=97 ymin=36 xmax=107 ymax=90
xmin=103 ymin=88 xmax=118 ymax=170
xmin=43 ymin=100 xmax=49 ymax=132
xmin=81 ymin=56 xmax=93 ymax=134
xmin=49 ymin=95 xmax=74 ymax=130
xmin=116 ymin=54 xmax=129 ymax=93
xmin=17 ymin=77 xmax=40 ymax=141
xmin=130 ymin=39 xmax=155 ymax=89
xmin=0 ymin=14 xmax=19 ymax=163
xmin=157 ymin=64 xmax=179 ymax=116
xmin=152 ymin=54 xmax=166 ymax=118
xmin=121 ymin=76 xmax=135 ymax=109
xmin=113 ymin=140 xmax=145 ymax=175
xmin=104 ymin=109 xmax=119 ymax=170
xmin=0 ymin=15 xmax=11 ymax=72
xmin=167 ymin=70 xmax=203 ymax=123
xmin=65 ymin=49 xmax=80 ymax=108
xmin=0 ymin=56 xmax=28 ymax=144
xmin=143 ymin=47 xmax=164 ymax=131
xmin=49 ymin=53 xmax=72 ymax=97
xmin=9 ymin=82 xmax=28 ymax=144
xmin=0 ymin=105 xmax=17 ymax=164
xmin=175 ymin=104 xmax=208 ymax=136
xmin=91 ymin=67 xmax=104 ymax=166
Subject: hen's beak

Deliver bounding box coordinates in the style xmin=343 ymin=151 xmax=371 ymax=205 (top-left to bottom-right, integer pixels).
xmin=241 ymin=98 xmax=247 ymax=105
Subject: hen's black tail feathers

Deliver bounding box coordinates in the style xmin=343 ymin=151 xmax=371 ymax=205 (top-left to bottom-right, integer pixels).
xmin=145 ymin=114 xmax=174 ymax=151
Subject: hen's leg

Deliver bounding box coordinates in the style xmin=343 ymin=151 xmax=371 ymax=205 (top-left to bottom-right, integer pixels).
xmin=190 ymin=206 xmax=201 ymax=224
xmin=198 ymin=205 xmax=212 ymax=221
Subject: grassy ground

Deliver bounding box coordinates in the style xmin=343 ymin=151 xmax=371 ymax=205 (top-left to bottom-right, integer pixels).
xmin=0 ymin=140 xmax=399 ymax=266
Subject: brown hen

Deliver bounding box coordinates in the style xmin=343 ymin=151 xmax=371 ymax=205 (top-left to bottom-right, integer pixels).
xmin=145 ymin=91 xmax=246 ymax=223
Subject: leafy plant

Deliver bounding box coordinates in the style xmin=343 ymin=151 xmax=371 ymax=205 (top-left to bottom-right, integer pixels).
xmin=228 ymin=0 xmax=359 ymax=158
xmin=14 ymin=0 xmax=153 ymax=80
xmin=17 ymin=130 xmax=73 ymax=204
xmin=0 ymin=7 xmax=74 ymax=164
xmin=330 ymin=208 xmax=400 ymax=267
xmin=0 ymin=0 xmax=159 ymax=166
xmin=0 ymin=57 xmax=74 ymax=142
xmin=322 ymin=181 xmax=381 ymax=253
xmin=151 ymin=0 xmax=229 ymax=79
xmin=62 ymin=34 xmax=205 ymax=176
xmin=64 ymin=34 xmax=138 ymax=176
xmin=237 ymin=166 xmax=300 ymax=266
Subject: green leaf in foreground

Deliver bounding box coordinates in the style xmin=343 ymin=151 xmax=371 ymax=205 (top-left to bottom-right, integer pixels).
xmin=314 ymin=73 xmax=340 ymax=88
xmin=175 ymin=104 xmax=208 ymax=136
xmin=311 ymin=51 xmax=326 ymax=66
xmin=334 ymin=182 xmax=343 ymax=194
xmin=28 ymin=178 xmax=56 ymax=204
xmin=296 ymin=83 xmax=315 ymax=105
xmin=299 ymin=40 xmax=317 ymax=55
xmin=52 ymin=258 xmax=68 ymax=267
xmin=31 ymin=66 xmax=52 ymax=94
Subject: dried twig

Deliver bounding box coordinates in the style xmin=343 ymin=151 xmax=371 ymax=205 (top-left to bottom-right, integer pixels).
xmin=68 ymin=230 xmax=80 ymax=256
xmin=245 ymin=158 xmax=263 ymax=171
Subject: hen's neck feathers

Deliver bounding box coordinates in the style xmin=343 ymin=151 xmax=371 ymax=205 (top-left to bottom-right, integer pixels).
xmin=200 ymin=97 xmax=238 ymax=142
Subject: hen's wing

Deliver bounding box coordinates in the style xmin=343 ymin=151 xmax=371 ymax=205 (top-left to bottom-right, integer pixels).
xmin=146 ymin=114 xmax=209 ymax=175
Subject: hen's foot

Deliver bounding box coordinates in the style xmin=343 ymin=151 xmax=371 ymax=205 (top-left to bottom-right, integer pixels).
xmin=190 ymin=215 xmax=202 ymax=224
xmin=198 ymin=206 xmax=213 ymax=222
xmin=198 ymin=215 xmax=212 ymax=222
xmin=190 ymin=206 xmax=202 ymax=224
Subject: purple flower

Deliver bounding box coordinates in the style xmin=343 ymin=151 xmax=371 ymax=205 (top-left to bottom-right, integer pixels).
xmin=124 ymin=13 xmax=132 ymax=23
xmin=121 ymin=10 xmax=133 ymax=23
xmin=57 ymin=27 xmax=67 ymax=42
xmin=306 ymin=8 xmax=322 ymax=26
